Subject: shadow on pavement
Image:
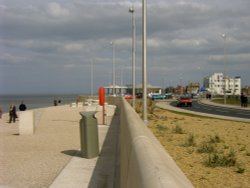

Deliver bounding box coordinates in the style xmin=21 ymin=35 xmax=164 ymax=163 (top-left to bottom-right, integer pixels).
xmin=61 ymin=149 xmax=82 ymax=158
xmin=87 ymin=113 xmax=120 ymax=188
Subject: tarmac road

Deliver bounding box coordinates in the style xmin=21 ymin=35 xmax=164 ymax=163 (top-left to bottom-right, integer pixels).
xmin=170 ymin=100 xmax=250 ymax=119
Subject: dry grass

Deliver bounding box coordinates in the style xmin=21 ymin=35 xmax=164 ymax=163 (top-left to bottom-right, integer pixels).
xmin=141 ymin=101 xmax=250 ymax=188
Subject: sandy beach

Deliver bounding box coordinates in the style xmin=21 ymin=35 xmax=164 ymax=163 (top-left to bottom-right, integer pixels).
xmin=0 ymin=105 xmax=83 ymax=188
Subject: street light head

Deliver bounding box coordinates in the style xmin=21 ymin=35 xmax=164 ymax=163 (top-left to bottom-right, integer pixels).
xmin=129 ymin=6 xmax=134 ymax=13
xmin=221 ymin=33 xmax=226 ymax=39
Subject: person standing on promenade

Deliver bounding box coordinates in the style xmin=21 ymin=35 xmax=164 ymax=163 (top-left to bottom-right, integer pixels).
xmin=9 ymin=104 xmax=17 ymax=123
xmin=19 ymin=101 xmax=27 ymax=111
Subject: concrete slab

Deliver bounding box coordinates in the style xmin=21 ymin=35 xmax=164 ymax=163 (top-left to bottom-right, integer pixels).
xmin=19 ymin=110 xmax=34 ymax=135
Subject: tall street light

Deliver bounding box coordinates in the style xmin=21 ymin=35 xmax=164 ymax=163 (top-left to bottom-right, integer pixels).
xmin=142 ymin=0 xmax=147 ymax=125
xmin=110 ymin=41 xmax=116 ymax=96
xmin=91 ymin=60 xmax=94 ymax=96
xmin=129 ymin=6 xmax=136 ymax=109
xmin=221 ymin=33 xmax=227 ymax=104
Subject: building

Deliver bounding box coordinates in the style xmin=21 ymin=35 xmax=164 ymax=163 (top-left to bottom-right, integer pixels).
xmin=126 ymin=84 xmax=162 ymax=95
xmin=242 ymin=86 xmax=250 ymax=95
xmin=174 ymin=85 xmax=185 ymax=95
xmin=203 ymin=73 xmax=241 ymax=96
xmin=104 ymin=84 xmax=162 ymax=96
xmin=104 ymin=85 xmax=128 ymax=96
xmin=186 ymin=82 xmax=200 ymax=94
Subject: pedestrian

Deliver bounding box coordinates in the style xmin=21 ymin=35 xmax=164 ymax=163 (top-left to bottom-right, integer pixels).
xmin=54 ymin=99 xmax=57 ymax=106
xmin=243 ymin=94 xmax=248 ymax=107
xmin=0 ymin=106 xmax=2 ymax=119
xmin=240 ymin=93 xmax=244 ymax=107
xmin=19 ymin=101 xmax=27 ymax=111
xmin=9 ymin=104 xmax=17 ymax=123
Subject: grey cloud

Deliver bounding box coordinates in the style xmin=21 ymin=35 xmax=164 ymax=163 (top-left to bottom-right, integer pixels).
xmin=0 ymin=0 xmax=250 ymax=94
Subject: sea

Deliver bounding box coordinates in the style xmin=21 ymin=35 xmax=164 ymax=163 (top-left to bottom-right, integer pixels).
xmin=0 ymin=94 xmax=80 ymax=113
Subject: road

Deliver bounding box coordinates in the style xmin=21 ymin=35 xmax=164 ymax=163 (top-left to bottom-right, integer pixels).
xmin=170 ymin=100 xmax=250 ymax=119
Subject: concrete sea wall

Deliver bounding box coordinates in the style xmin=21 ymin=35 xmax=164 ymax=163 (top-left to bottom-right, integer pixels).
xmin=80 ymin=96 xmax=194 ymax=187
xmin=108 ymin=97 xmax=193 ymax=188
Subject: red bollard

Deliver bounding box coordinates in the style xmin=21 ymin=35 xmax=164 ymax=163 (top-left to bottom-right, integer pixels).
xmin=99 ymin=87 xmax=105 ymax=125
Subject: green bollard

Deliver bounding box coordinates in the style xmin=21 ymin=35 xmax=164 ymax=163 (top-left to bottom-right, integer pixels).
xmin=79 ymin=111 xmax=99 ymax=158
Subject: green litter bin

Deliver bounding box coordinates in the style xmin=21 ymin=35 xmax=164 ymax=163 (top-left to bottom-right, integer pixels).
xmin=79 ymin=111 xmax=99 ymax=158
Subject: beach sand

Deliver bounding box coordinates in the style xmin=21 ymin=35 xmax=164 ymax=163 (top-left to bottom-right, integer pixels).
xmin=148 ymin=107 xmax=250 ymax=188
xmin=0 ymin=105 xmax=83 ymax=188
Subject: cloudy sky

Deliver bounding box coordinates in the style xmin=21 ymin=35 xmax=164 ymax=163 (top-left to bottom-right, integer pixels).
xmin=1 ymin=0 xmax=250 ymax=95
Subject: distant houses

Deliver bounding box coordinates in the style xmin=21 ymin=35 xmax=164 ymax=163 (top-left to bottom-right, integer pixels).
xmin=104 ymin=84 xmax=161 ymax=96
xmin=203 ymin=73 xmax=241 ymax=96
xmin=103 ymin=72 xmax=246 ymax=97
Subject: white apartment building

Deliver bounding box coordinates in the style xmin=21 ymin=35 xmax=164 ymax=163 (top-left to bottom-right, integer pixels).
xmin=203 ymin=73 xmax=241 ymax=95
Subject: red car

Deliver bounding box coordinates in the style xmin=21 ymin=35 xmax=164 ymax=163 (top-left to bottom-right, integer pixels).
xmin=124 ymin=94 xmax=133 ymax=100
xmin=177 ymin=96 xmax=192 ymax=107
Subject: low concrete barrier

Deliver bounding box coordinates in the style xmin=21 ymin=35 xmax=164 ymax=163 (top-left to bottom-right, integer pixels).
xmin=119 ymin=98 xmax=194 ymax=188
xmin=19 ymin=110 xmax=34 ymax=135
xmin=79 ymin=95 xmax=194 ymax=187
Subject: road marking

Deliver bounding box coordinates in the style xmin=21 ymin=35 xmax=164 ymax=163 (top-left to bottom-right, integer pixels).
xmin=202 ymin=108 xmax=212 ymax=111
xmin=236 ymin=112 xmax=250 ymax=116
xmin=215 ymin=109 xmax=228 ymax=113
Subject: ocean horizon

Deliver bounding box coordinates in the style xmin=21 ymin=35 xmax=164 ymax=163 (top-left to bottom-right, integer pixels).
xmin=0 ymin=94 xmax=87 ymax=113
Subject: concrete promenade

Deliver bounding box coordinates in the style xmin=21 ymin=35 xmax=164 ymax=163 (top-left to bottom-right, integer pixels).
xmin=0 ymin=105 xmax=119 ymax=188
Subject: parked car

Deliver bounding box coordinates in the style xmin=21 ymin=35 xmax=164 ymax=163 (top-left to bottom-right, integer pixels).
xmin=124 ymin=94 xmax=133 ymax=100
xmin=151 ymin=94 xmax=167 ymax=100
xmin=177 ymin=96 xmax=192 ymax=107
xmin=136 ymin=93 xmax=143 ymax=98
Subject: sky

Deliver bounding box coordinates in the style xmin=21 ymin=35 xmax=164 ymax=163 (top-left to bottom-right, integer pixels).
xmin=0 ymin=0 xmax=250 ymax=95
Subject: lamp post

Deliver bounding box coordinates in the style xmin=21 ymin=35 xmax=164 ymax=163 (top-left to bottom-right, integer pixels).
xmin=110 ymin=41 xmax=116 ymax=96
xmin=142 ymin=0 xmax=147 ymax=125
xmin=91 ymin=60 xmax=93 ymax=96
xmin=221 ymin=33 xmax=227 ymax=104
xmin=129 ymin=6 xmax=136 ymax=108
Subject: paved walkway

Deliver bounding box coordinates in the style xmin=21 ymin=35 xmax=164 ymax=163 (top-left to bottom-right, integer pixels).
xmin=0 ymin=105 xmax=119 ymax=188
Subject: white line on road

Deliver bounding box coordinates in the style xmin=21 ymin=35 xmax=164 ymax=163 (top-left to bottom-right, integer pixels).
xmin=194 ymin=106 xmax=200 ymax=109
xmin=215 ymin=110 xmax=228 ymax=113
xmin=202 ymin=108 xmax=212 ymax=111
xmin=236 ymin=112 xmax=250 ymax=116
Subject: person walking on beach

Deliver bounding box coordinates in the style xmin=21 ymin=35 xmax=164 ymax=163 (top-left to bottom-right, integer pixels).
xmin=19 ymin=101 xmax=27 ymax=111
xmin=9 ymin=104 xmax=17 ymax=123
